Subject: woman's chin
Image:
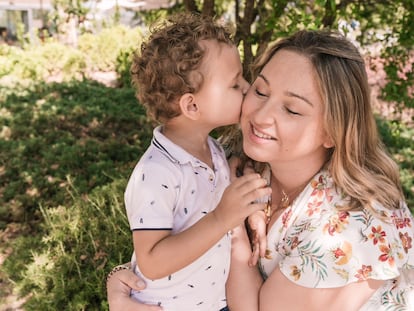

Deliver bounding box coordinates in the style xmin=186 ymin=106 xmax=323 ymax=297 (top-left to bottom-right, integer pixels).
xmin=243 ymin=144 xmax=268 ymax=163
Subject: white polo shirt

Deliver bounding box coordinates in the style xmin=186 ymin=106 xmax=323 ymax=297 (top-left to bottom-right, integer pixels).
xmin=125 ymin=126 xmax=231 ymax=311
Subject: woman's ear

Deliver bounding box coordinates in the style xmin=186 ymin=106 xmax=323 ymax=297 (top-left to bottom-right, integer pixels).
xmin=323 ymin=133 xmax=334 ymax=149
xmin=179 ymin=93 xmax=200 ymax=120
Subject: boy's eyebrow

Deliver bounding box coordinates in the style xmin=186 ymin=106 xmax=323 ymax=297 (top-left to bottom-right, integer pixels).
xmin=233 ymin=69 xmax=243 ymax=80
xmin=258 ymin=73 xmax=314 ymax=107
xmin=230 ymin=70 xmax=243 ymax=85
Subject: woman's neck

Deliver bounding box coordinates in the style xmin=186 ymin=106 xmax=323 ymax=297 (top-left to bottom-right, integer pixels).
xmin=268 ymin=156 xmax=327 ymax=193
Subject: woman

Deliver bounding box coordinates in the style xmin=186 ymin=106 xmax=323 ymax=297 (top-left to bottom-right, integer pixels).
xmin=107 ymin=30 xmax=414 ymax=310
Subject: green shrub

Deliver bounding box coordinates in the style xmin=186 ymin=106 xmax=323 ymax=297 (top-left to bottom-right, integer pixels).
xmin=78 ymin=25 xmax=142 ymax=72
xmin=376 ymin=117 xmax=414 ymax=209
xmin=0 ymin=25 xmax=142 ymax=86
xmin=0 ymin=45 xmax=20 ymax=77
xmin=0 ymin=80 xmax=153 ymax=226
xmin=1 ymin=79 xmax=154 ymax=308
xmin=115 ymin=47 xmax=134 ymax=88
xmin=4 ymin=178 xmax=132 ymax=311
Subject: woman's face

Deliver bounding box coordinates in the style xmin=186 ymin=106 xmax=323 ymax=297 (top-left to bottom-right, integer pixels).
xmin=240 ymin=50 xmax=332 ymax=170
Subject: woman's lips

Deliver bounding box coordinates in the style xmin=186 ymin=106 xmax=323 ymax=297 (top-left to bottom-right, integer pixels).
xmin=250 ymin=123 xmax=276 ymax=141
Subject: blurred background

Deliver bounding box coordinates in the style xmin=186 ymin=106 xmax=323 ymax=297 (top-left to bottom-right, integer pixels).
xmin=0 ymin=0 xmax=413 ymax=310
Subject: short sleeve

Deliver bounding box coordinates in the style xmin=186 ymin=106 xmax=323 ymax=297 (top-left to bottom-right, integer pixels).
xmin=125 ymin=159 xmax=180 ymax=230
xmin=278 ymin=202 xmax=414 ymax=289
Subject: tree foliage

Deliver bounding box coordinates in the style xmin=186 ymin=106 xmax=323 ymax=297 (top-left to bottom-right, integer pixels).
xmin=155 ymin=0 xmax=413 ymax=108
xmin=52 ymin=0 xmax=413 ymax=107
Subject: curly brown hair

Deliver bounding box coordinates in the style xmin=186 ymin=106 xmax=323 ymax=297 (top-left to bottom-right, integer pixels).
xmin=130 ymin=12 xmax=235 ymax=122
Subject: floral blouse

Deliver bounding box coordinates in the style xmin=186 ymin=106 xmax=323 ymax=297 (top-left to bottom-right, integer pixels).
xmin=259 ymin=170 xmax=414 ymax=310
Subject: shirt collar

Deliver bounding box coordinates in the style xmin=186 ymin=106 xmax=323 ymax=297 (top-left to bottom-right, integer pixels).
xmin=152 ymin=125 xmax=220 ymax=169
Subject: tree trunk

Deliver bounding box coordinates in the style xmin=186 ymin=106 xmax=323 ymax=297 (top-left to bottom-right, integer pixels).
xmin=202 ymin=0 xmax=215 ymax=16
xmin=236 ymin=0 xmax=257 ymax=79
xmin=322 ymin=0 xmax=336 ymax=27
xmin=183 ymin=0 xmax=198 ymax=12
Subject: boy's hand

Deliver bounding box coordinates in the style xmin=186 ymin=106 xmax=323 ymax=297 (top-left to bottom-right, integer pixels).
xmin=213 ymin=172 xmax=271 ymax=232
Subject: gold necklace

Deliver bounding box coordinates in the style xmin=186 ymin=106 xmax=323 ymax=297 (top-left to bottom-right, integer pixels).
xmin=264 ymin=179 xmax=309 ymax=224
xmin=264 ymin=190 xmax=288 ymax=224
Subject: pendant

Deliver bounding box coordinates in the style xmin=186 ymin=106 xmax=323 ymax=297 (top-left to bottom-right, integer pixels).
xmin=280 ymin=190 xmax=290 ymax=209
xmin=264 ymin=199 xmax=272 ymax=224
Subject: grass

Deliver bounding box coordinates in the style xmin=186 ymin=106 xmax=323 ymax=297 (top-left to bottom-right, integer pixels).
xmin=0 ymin=80 xmax=153 ymax=228
xmin=0 ymin=80 xmax=154 ymax=309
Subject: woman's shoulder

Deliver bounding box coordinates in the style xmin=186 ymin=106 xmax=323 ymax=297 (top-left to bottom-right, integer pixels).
xmin=294 ymin=172 xmax=413 ymax=256
xmin=277 ymin=170 xmax=414 ymax=287
xmin=300 ymin=170 xmax=412 ymax=229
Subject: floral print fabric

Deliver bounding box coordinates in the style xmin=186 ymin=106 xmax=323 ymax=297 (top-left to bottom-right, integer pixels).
xmin=260 ymin=170 xmax=414 ymax=310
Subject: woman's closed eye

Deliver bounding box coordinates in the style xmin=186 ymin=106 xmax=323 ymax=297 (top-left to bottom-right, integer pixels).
xmin=255 ymin=88 xmax=268 ymax=97
xmin=285 ymin=106 xmax=301 ymax=115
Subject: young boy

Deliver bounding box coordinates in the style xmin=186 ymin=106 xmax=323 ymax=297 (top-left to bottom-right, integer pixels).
xmin=124 ymin=12 xmax=271 ymax=311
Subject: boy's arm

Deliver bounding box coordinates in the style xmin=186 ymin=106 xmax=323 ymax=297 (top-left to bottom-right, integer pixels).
xmin=226 ymin=224 xmax=262 ymax=311
xmin=134 ymin=173 xmax=271 ymax=279
xmin=133 ymin=213 xmax=226 ymax=279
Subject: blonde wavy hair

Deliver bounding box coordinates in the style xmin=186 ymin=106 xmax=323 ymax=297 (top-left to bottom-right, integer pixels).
xmin=130 ymin=12 xmax=234 ymax=123
xmin=224 ymin=30 xmax=403 ymax=213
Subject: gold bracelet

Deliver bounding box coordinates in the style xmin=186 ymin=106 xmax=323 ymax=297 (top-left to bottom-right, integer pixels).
xmin=106 ymin=264 xmax=131 ymax=284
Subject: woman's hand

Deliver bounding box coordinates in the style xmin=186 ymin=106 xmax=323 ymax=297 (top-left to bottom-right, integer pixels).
xmin=247 ymin=211 xmax=268 ymax=266
xmin=229 ymin=156 xmax=269 ymax=266
xmin=106 ymin=264 xmax=163 ymax=311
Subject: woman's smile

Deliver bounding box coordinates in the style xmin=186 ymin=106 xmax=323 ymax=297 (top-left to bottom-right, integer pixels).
xmin=250 ymin=124 xmax=276 ymax=141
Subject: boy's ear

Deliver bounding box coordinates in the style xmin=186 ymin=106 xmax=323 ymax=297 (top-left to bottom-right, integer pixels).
xmin=179 ymin=93 xmax=200 ymax=120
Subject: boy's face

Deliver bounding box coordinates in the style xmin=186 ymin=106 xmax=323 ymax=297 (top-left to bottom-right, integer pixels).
xmin=193 ymin=40 xmax=249 ymax=128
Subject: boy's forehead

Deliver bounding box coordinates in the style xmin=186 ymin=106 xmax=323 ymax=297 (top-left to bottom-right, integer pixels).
xmin=199 ymin=42 xmax=242 ymax=79
xmin=199 ymin=39 xmax=235 ymax=60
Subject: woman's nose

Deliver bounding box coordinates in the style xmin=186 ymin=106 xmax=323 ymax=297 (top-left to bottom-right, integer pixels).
xmin=251 ymin=101 xmax=274 ymax=125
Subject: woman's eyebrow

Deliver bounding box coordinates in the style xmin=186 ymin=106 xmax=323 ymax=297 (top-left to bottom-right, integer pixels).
xmin=285 ymin=91 xmax=314 ymax=107
xmin=258 ymin=73 xmax=314 ymax=106
xmin=258 ymin=74 xmax=269 ymax=85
